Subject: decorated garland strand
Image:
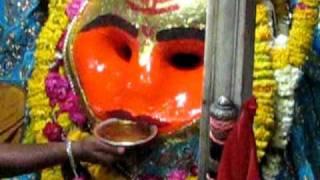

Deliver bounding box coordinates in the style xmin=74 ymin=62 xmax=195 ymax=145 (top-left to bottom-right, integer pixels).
xmin=272 ymin=66 xmax=301 ymax=149
xmin=272 ymin=36 xmax=303 ymax=149
xmin=25 ymin=0 xmax=69 ymax=145
xmin=262 ymin=65 xmax=302 ymax=179
xmin=261 ymin=0 xmax=319 ymax=178
xmin=24 ymin=0 xmax=90 ymax=179
xmin=253 ymin=1 xmax=277 ymax=161
xmin=288 ymin=0 xmax=319 ymax=66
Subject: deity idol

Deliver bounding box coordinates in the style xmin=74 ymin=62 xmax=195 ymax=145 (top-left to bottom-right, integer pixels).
xmin=64 ymin=0 xmax=207 ymax=177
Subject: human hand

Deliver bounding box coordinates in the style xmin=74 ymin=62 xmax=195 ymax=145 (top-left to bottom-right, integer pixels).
xmin=73 ymin=136 xmax=125 ymax=166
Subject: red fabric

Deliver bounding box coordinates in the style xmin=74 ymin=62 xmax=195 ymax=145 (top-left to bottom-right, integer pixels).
xmin=217 ymin=97 xmax=261 ymax=180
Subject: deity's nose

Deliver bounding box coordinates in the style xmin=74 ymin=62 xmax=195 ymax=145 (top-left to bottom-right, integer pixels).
xmin=127 ymin=40 xmax=159 ymax=90
xmin=114 ymin=39 xmax=161 ymax=113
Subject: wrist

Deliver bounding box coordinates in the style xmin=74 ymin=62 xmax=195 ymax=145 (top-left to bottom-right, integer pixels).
xmin=72 ymin=141 xmax=83 ymax=161
xmin=66 ymin=141 xmax=80 ymax=177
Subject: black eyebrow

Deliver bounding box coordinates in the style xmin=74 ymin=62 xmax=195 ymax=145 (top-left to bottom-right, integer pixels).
xmin=156 ymin=28 xmax=205 ymax=41
xmin=81 ymin=14 xmax=138 ymax=37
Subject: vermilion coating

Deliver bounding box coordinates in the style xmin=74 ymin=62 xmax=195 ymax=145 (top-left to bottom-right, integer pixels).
xmin=74 ymin=26 xmax=204 ymax=134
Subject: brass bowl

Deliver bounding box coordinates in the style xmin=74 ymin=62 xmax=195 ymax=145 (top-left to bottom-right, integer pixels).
xmin=94 ymin=118 xmax=158 ymax=147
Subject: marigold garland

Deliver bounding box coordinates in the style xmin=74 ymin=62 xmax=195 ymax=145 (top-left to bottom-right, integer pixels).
xmin=25 ymin=0 xmax=69 ymax=144
xmin=262 ymin=0 xmax=319 ymax=178
xmin=24 ymin=0 xmax=86 ymax=179
xmin=28 ymin=0 xmax=70 ymax=179
xmin=253 ymin=2 xmax=277 ymax=161
xmin=270 ymin=0 xmax=319 ymax=150
xmin=288 ymin=2 xmax=319 ymax=66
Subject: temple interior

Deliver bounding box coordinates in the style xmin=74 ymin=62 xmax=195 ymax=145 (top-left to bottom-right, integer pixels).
xmin=0 ymin=0 xmax=320 ymax=179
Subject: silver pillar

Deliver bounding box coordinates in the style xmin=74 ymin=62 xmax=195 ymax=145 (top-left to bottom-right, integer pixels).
xmin=199 ymin=0 xmax=256 ymax=178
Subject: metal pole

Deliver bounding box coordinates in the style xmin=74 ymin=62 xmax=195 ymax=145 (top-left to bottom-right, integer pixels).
xmin=199 ymin=0 xmax=256 ymax=178
xmin=199 ymin=0 xmax=219 ymax=179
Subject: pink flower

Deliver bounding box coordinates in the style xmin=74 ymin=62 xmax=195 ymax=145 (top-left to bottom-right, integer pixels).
xmin=70 ymin=111 xmax=87 ymax=128
xmin=45 ymin=72 xmax=70 ymax=106
xmin=60 ymin=92 xmax=88 ymax=127
xmin=60 ymin=92 xmax=81 ymax=113
xmin=43 ymin=122 xmax=63 ymax=142
xmin=167 ymin=169 xmax=188 ymax=180
xmin=66 ymin=0 xmax=83 ymax=19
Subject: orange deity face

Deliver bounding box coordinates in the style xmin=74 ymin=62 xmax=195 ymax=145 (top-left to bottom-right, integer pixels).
xmin=65 ymin=0 xmax=207 ymax=134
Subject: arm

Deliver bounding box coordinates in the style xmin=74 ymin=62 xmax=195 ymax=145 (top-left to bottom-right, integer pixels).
xmin=0 ymin=137 xmax=124 ymax=177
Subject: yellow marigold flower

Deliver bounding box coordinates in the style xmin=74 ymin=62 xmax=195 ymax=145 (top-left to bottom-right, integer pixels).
xmin=89 ymin=165 xmax=125 ymax=180
xmin=255 ymin=54 xmax=271 ymax=62
xmin=253 ymin=70 xmax=274 ymax=79
xmin=256 ymin=4 xmax=268 ymax=24
xmin=253 ymin=91 xmax=274 ymax=99
xmin=187 ymin=176 xmax=198 ymax=180
xmin=289 ymin=32 xmax=313 ymax=50
xmin=32 ymin=120 xmax=47 ymax=133
xmin=41 ymin=167 xmax=63 ymax=180
xmin=68 ymin=129 xmax=90 ymax=141
xmin=293 ymin=7 xmax=318 ymax=22
xmin=289 ymin=52 xmax=306 ymax=67
xmin=28 ymin=94 xmax=49 ymax=107
xmin=253 ymin=79 xmax=276 ymax=88
xmin=36 ymin=133 xmax=48 ymax=144
xmin=255 ymin=42 xmax=272 ymax=54
xmin=256 ymin=104 xmax=274 ymax=114
xmin=257 ymin=150 xmax=266 ymax=160
xmin=253 ymin=86 xmax=275 ymax=95
xmin=254 ymin=61 xmax=272 ymax=70
xmin=255 ymin=24 xmax=272 ymax=42
xmin=255 ymin=111 xmax=274 ymax=121
xmin=254 ymin=127 xmax=272 ymax=140
xmin=57 ymin=113 xmax=72 ymax=129
xmin=256 ymin=140 xmax=269 ymax=149
xmin=271 ymin=48 xmax=289 ymax=69
xmin=254 ymin=116 xmax=274 ymax=128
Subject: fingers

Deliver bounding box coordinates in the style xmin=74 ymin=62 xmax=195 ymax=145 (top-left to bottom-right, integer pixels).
xmin=90 ymin=151 xmax=116 ymax=166
xmin=95 ymin=140 xmax=125 ymax=155
xmin=75 ymin=136 xmax=126 ymax=165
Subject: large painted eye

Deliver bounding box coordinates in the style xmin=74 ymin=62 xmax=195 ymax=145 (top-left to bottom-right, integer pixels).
xmin=72 ymin=15 xmax=139 ymax=119
xmin=170 ymin=52 xmax=202 ymax=70
xmin=153 ymin=39 xmax=204 ymax=71
xmin=77 ymin=14 xmax=139 ymax=63
xmin=101 ymin=27 xmax=135 ymax=62
xmin=117 ymin=40 xmax=133 ymax=62
xmin=155 ymin=28 xmax=204 ymax=70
